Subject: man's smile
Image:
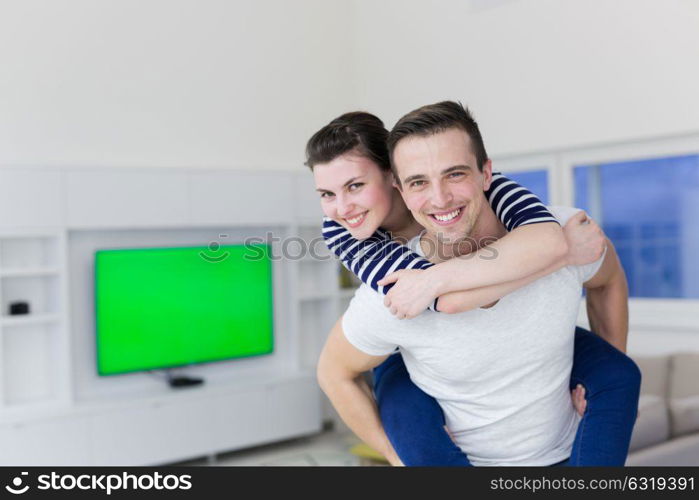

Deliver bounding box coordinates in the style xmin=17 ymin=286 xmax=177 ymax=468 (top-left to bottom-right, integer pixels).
xmin=428 ymin=206 xmax=464 ymax=226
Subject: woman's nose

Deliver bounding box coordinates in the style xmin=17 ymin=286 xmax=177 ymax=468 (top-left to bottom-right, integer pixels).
xmin=336 ymin=193 xmax=354 ymax=217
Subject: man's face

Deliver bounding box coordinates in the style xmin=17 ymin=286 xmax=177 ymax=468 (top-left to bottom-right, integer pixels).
xmin=392 ymin=128 xmax=493 ymax=245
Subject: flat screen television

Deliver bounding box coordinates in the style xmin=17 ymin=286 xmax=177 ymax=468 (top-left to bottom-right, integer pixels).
xmin=94 ymin=244 xmax=274 ymax=376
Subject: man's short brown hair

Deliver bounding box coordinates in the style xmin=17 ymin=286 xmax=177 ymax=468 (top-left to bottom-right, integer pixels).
xmin=387 ymin=101 xmax=489 ymax=181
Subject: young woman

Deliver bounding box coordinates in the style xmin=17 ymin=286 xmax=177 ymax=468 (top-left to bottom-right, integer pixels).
xmin=306 ymin=111 xmax=640 ymax=466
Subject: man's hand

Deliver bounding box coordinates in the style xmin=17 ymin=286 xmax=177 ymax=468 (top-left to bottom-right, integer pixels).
xmin=564 ymin=211 xmax=606 ymax=266
xmin=571 ymin=384 xmax=587 ymax=416
xmin=378 ymin=268 xmax=440 ymax=319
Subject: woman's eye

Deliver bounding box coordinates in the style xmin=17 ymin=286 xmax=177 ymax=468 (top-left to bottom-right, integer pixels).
xmin=320 ymin=192 xmax=334 ymax=199
xmin=348 ymin=183 xmax=364 ymax=192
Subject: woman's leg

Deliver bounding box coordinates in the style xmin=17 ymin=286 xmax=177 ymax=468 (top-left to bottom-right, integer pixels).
xmin=373 ymin=353 xmax=472 ymax=466
xmin=568 ymin=327 xmax=642 ymax=465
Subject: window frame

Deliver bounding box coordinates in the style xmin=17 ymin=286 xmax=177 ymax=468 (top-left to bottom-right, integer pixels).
xmin=493 ymin=134 xmax=699 ymax=335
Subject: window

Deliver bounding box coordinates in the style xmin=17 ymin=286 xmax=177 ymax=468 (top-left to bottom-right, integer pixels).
xmin=505 ymin=169 xmax=549 ymax=205
xmin=574 ymin=154 xmax=699 ymax=298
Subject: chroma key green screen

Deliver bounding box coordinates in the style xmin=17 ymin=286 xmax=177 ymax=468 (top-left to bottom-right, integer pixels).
xmin=95 ymin=244 xmax=274 ymax=375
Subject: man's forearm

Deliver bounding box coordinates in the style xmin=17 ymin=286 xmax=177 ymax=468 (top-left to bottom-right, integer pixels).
xmin=430 ymin=222 xmax=567 ymax=295
xmin=438 ymin=258 xmax=566 ymax=314
xmin=318 ymin=373 xmax=401 ymax=465
xmin=585 ymin=271 xmax=629 ymax=352
xmin=317 ymin=317 xmax=402 ymax=464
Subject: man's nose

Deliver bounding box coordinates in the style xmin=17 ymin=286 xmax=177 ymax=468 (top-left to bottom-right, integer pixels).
xmin=430 ymin=183 xmax=453 ymax=209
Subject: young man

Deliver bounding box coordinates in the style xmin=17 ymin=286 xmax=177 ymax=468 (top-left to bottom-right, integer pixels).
xmin=317 ymin=102 xmax=639 ymax=466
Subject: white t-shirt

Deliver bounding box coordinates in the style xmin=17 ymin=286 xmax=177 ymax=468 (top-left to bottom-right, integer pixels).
xmin=342 ymin=206 xmax=605 ymax=466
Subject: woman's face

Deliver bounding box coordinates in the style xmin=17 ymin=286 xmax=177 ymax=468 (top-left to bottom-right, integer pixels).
xmin=313 ymin=152 xmax=395 ymax=239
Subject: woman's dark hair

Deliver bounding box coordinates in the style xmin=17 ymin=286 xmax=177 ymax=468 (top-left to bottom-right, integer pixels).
xmin=305 ymin=112 xmax=391 ymax=172
xmin=387 ymin=101 xmax=489 ymax=176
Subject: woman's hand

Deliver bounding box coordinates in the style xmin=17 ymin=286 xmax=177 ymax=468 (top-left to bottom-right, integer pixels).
xmin=564 ymin=211 xmax=606 ymax=266
xmin=571 ymin=384 xmax=587 ymax=416
xmin=378 ymin=269 xmax=440 ymax=319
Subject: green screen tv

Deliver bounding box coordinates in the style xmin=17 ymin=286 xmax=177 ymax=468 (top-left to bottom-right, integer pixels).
xmin=95 ymin=244 xmax=274 ymax=376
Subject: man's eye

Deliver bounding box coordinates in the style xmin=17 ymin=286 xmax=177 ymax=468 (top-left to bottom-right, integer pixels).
xmin=348 ymin=183 xmax=364 ymax=191
xmin=320 ymin=192 xmax=334 ymax=199
xmin=410 ymin=180 xmax=426 ymax=188
xmin=448 ymin=172 xmax=465 ymax=179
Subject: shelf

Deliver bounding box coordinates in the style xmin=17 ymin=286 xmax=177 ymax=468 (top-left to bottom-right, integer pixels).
xmin=0 ymin=398 xmax=69 ymax=425
xmin=0 ymin=236 xmax=59 ymax=269
xmin=0 ymin=231 xmax=61 ymax=240
xmin=73 ymin=369 xmax=317 ymax=415
xmin=0 ymin=267 xmax=61 ymax=278
xmin=0 ymin=314 xmax=61 ymax=328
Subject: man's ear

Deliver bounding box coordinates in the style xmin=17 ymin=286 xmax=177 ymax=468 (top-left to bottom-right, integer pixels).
xmin=391 ymin=173 xmax=402 ymax=191
xmin=481 ymin=160 xmax=493 ymax=191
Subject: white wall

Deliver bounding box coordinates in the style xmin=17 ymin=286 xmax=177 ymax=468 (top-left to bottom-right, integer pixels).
xmin=350 ymin=0 xmax=699 ymax=157
xmin=0 ymin=0 xmax=355 ymax=170
xmin=4 ymin=1 xmax=697 ymax=169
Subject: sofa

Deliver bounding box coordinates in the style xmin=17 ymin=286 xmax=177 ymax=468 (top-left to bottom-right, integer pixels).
xmin=626 ymin=353 xmax=699 ymax=465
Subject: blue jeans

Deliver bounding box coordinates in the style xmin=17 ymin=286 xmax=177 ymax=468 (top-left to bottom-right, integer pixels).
xmin=373 ymin=327 xmax=641 ymax=466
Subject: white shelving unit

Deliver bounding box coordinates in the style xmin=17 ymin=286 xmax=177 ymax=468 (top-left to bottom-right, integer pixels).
xmin=0 ymin=167 xmax=330 ymax=466
xmin=0 ymin=268 xmax=61 ymax=278
xmin=293 ymin=222 xmax=338 ymax=370
xmin=292 ymin=220 xmax=359 ymax=426
xmin=0 ymin=231 xmax=71 ymax=421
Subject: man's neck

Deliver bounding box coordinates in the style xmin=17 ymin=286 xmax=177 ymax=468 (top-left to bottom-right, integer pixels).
xmin=420 ymin=207 xmax=507 ymax=264
xmin=382 ymin=190 xmax=424 ymax=242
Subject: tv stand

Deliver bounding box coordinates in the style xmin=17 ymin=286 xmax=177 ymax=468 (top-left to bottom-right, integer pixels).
xmin=165 ymin=371 xmax=204 ymax=389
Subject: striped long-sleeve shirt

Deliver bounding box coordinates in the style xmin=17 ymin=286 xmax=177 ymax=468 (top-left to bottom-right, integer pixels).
xmin=322 ymin=173 xmax=558 ymax=312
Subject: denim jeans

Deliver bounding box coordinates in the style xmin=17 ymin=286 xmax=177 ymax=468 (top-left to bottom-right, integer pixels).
xmin=373 ymin=327 xmax=641 ymax=466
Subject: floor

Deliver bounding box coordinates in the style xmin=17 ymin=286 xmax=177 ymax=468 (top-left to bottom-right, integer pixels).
xmin=177 ymin=429 xmax=363 ymax=466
